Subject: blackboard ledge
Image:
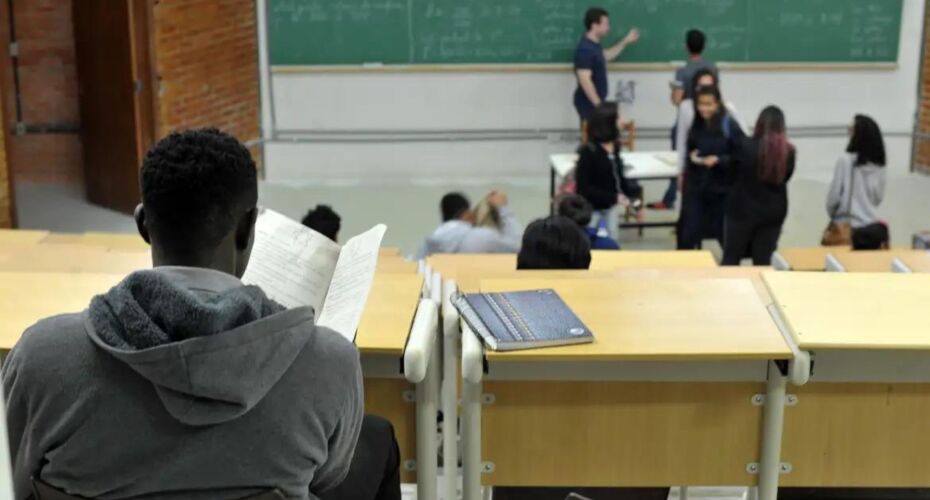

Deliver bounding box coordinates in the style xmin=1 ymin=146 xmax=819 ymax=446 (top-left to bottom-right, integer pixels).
xmin=272 ymin=62 xmax=898 ymax=74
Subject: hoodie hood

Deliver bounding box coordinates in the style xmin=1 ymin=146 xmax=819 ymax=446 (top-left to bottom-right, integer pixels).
xmin=86 ymin=267 xmax=317 ymax=426
xmin=425 ymin=220 xmax=472 ymax=254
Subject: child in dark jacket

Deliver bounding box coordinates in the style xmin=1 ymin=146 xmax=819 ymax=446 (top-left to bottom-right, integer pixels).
xmin=575 ymin=101 xmax=642 ymax=241
xmin=677 ymin=84 xmax=744 ymax=250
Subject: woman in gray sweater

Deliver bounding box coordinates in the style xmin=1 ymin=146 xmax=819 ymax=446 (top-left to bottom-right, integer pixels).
xmin=827 ymin=114 xmax=887 ymax=229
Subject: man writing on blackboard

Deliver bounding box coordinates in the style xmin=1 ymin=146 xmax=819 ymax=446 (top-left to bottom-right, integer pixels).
xmin=574 ymin=6 xmax=639 ymax=141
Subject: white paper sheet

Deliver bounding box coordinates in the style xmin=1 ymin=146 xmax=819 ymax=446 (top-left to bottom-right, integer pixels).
xmin=241 ymin=208 xmax=340 ymax=312
xmin=318 ymin=224 xmax=387 ymax=340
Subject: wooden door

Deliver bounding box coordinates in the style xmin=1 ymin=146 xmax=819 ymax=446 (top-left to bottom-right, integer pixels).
xmin=73 ymin=0 xmax=156 ymax=214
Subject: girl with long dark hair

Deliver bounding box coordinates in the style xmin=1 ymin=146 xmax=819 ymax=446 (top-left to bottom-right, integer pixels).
xmin=722 ymin=106 xmax=796 ymax=265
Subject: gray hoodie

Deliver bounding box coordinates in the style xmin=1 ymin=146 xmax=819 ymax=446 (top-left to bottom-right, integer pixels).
xmin=826 ymin=153 xmax=886 ymax=228
xmin=2 ymin=267 xmax=363 ymax=500
xmin=416 ymin=206 xmax=523 ymax=259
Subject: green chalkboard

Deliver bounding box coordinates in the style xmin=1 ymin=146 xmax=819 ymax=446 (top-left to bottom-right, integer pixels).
xmin=268 ymin=0 xmax=902 ymax=66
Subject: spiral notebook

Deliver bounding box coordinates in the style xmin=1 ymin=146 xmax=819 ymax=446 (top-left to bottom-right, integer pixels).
xmin=452 ymin=289 xmax=594 ymax=351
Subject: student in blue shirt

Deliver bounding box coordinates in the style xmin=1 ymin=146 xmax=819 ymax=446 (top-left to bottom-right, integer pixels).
xmin=557 ymin=194 xmax=620 ymax=250
xmin=573 ymin=6 xmax=640 ymax=140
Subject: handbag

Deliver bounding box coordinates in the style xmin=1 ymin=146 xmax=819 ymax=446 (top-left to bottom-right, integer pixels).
xmin=821 ymin=162 xmax=856 ymax=246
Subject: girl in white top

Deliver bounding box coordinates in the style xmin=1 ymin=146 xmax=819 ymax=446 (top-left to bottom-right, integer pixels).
xmin=826 ymin=114 xmax=887 ymax=228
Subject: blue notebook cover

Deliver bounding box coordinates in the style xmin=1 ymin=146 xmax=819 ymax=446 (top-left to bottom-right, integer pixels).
xmin=453 ymin=289 xmax=593 ymax=351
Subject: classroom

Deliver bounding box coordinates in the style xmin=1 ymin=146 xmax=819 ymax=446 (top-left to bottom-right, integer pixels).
xmin=2 ymin=1 xmax=930 ymax=499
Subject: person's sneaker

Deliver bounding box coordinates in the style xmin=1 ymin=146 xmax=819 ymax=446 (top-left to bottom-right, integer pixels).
xmin=646 ymin=201 xmax=674 ymax=210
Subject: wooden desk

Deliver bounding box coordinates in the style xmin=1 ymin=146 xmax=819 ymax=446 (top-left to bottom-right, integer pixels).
xmin=0 ymin=272 xmax=124 ymax=350
xmin=356 ymin=273 xmax=424 ymax=353
xmin=430 ymin=251 xmax=718 ymax=290
xmin=614 ymin=266 xmax=772 ymax=303
xmin=589 ymin=250 xmax=717 ymax=270
xmin=829 ymin=250 xmax=929 ymax=273
xmin=0 ymin=245 xmax=150 ymax=274
xmin=376 ymin=256 xmax=418 ymax=274
xmin=774 ymin=247 xmax=848 ymax=271
xmin=763 ymin=271 xmax=930 ymax=487
xmin=460 ymin=277 xmax=790 ymax=492
xmin=893 ymin=251 xmax=930 ymax=273
xmin=0 ymin=229 xmax=50 ymax=247
xmin=356 ymin=273 xmax=425 ymax=484
xmin=80 ymin=232 xmax=149 ymax=252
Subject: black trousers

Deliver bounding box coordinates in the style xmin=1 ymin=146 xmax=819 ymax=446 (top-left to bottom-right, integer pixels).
xmin=677 ymin=187 xmax=725 ymax=250
xmin=320 ymin=415 xmax=401 ymax=500
xmin=721 ymin=215 xmax=782 ymax=266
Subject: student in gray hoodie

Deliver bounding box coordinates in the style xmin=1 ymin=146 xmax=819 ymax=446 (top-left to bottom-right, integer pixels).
xmin=416 ymin=191 xmax=523 ymax=258
xmin=827 ymin=114 xmax=887 ymax=229
xmin=2 ymin=129 xmax=394 ymax=500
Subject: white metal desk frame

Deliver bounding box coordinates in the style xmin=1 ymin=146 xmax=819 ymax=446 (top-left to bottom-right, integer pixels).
xmin=824 ymin=254 xmax=845 ymax=272
xmin=0 ymin=384 xmax=14 ymax=500
xmin=369 ymin=289 xmax=441 ymax=499
xmin=449 ymin=277 xmax=810 ymax=500
xmin=892 ymin=258 xmax=913 ymax=273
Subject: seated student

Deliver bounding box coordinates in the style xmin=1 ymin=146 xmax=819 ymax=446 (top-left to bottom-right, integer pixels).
xmin=722 ymin=106 xmax=796 ymax=266
xmin=824 ymin=114 xmax=887 ymax=246
xmin=516 ymin=215 xmax=592 ymax=270
xmin=677 ymin=84 xmax=745 ymax=250
xmin=557 ymin=194 xmax=620 ymax=250
xmin=416 ymin=190 xmax=522 ymax=258
xmin=1 ymin=129 xmax=398 ymax=500
xmin=302 ymin=204 xmax=341 ymax=242
xmin=575 ymin=101 xmax=643 ymax=241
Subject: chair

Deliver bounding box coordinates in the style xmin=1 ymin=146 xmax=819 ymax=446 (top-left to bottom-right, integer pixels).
xmin=32 ymin=479 xmax=286 ymax=500
xmin=619 ymin=121 xmax=644 ymax=235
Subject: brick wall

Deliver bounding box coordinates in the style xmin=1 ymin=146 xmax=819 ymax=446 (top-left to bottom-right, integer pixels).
xmin=915 ymin=8 xmax=930 ymax=174
xmin=153 ymin=0 xmax=260 ymax=149
xmin=2 ymin=0 xmax=83 ymax=184
xmin=0 ymin=81 xmax=11 ymax=228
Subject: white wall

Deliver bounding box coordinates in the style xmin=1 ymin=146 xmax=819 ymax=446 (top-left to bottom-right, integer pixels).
xmin=264 ymin=0 xmax=924 ymax=182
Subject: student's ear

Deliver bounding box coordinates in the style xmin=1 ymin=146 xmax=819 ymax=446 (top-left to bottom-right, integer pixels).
xmin=236 ymin=208 xmax=258 ymax=251
xmin=134 ymin=204 xmax=151 ymax=244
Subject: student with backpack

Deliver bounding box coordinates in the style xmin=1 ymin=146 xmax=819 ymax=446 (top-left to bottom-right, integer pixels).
xmin=677 ymin=84 xmax=744 ymax=250
xmin=722 ymin=106 xmax=796 ymax=265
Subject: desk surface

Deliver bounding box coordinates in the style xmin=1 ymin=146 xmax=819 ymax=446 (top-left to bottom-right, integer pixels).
xmin=376 ymin=256 xmax=418 ymax=274
xmin=79 ymin=232 xmax=150 ymax=252
xmin=831 ymin=250 xmax=929 ymax=273
xmin=355 ymin=273 xmax=424 ymax=354
xmin=0 ymin=229 xmax=50 ymax=246
xmin=0 ymin=272 xmax=125 ymax=350
xmin=0 ymin=245 xmax=151 ymax=274
xmin=896 ymin=252 xmax=930 ymax=273
xmin=550 ymin=151 xmax=678 ymax=180
xmin=613 ymin=266 xmax=772 ymax=303
xmin=777 ymin=247 xmax=848 ymax=271
xmin=429 ymin=251 xmax=718 ymax=289
xmin=764 ymin=271 xmax=930 ymax=351
xmin=478 ymin=278 xmax=790 ymax=362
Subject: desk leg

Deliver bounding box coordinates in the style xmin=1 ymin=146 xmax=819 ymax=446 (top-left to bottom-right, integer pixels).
xmin=417 ymin=333 xmax=440 ymax=499
xmin=441 ymin=281 xmax=460 ymax=500
xmin=759 ymin=361 xmax=787 ymax=500
xmin=462 ymin=324 xmax=484 ymax=500
xmin=550 ymin=166 xmax=556 ymax=215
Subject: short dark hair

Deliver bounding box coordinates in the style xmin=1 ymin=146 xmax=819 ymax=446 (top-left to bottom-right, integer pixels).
xmin=686 ymin=29 xmax=706 ymax=54
xmin=302 ymin=204 xmax=341 ymax=242
xmin=517 ymin=216 xmax=592 ymax=270
xmin=689 ymin=67 xmax=718 ymax=96
xmin=141 ymin=128 xmax=257 ymax=252
xmin=557 ymin=194 xmax=593 ymax=228
xmin=587 ymin=101 xmax=620 ymax=144
xmin=847 ymin=114 xmax=886 ymax=167
xmin=441 ymin=192 xmax=470 ymax=222
xmin=584 ymin=7 xmax=608 ymax=31
xmin=852 ymin=222 xmax=890 ymax=250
